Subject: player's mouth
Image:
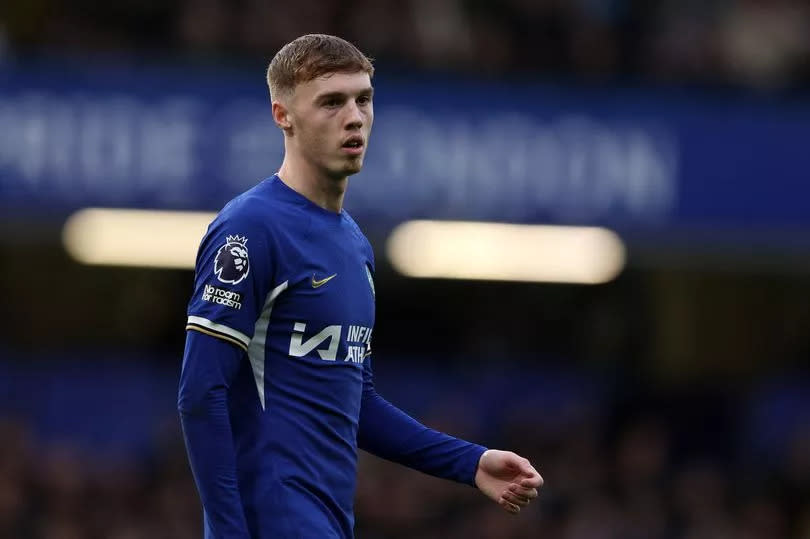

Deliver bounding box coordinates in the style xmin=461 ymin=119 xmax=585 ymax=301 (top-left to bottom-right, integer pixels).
xmin=341 ymin=136 xmax=364 ymax=156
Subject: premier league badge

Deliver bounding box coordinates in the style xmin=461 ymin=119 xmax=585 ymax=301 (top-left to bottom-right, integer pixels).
xmin=214 ymin=235 xmax=250 ymax=285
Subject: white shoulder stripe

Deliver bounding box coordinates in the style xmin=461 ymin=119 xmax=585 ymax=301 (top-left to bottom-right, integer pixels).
xmin=186 ymin=316 xmax=251 ymax=348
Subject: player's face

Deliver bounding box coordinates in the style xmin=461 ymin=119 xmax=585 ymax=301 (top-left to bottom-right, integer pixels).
xmin=287 ymin=71 xmax=374 ymax=180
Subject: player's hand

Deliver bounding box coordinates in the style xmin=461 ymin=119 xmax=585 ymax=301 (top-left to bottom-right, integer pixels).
xmin=474 ymin=449 xmax=542 ymax=514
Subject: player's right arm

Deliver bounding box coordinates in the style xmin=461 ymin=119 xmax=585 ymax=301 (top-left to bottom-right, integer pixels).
xmin=178 ymin=332 xmax=251 ymax=537
xmin=178 ymin=207 xmax=275 ymax=538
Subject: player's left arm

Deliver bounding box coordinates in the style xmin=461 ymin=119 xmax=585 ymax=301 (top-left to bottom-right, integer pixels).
xmin=357 ymin=358 xmax=543 ymax=514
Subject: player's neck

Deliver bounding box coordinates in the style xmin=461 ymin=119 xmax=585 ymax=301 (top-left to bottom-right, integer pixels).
xmin=277 ymin=159 xmax=347 ymax=214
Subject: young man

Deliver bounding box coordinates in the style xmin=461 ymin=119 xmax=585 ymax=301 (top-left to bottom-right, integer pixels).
xmin=178 ymin=34 xmax=542 ymax=538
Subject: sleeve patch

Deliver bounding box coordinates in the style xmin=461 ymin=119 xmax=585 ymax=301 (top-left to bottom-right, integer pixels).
xmin=214 ymin=235 xmax=250 ymax=285
xmin=201 ymin=284 xmax=243 ymax=310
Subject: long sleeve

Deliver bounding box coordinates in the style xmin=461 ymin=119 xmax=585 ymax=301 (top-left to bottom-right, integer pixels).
xmin=178 ymin=330 xmax=251 ymax=538
xmin=357 ymin=358 xmax=488 ymax=486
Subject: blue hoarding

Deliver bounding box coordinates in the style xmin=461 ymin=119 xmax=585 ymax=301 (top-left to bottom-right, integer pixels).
xmin=1 ymin=60 xmax=809 ymax=239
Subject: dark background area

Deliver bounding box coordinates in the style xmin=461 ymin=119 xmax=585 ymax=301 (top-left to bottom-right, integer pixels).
xmin=1 ymin=1 xmax=810 ymax=538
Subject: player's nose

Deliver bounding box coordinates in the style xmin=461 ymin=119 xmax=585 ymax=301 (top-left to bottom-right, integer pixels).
xmin=344 ymin=101 xmax=363 ymax=130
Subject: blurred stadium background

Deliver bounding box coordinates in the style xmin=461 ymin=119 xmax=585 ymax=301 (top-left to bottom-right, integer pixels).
xmin=2 ymin=0 xmax=810 ymax=538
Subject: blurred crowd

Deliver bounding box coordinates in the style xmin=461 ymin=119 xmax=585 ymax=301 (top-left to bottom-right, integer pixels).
xmin=1 ymin=0 xmax=809 ymax=89
xmin=356 ymin=410 xmax=810 ymax=539
xmin=1 ymin=386 xmax=809 ymax=539
xmin=1 ymin=0 xmax=810 ymax=537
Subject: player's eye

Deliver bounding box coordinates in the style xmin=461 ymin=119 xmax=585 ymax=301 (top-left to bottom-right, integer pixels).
xmin=323 ymin=97 xmax=342 ymax=108
xmin=357 ymin=95 xmax=371 ymax=106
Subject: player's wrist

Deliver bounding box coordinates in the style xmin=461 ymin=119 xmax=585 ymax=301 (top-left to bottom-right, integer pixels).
xmin=473 ymin=448 xmax=491 ymax=489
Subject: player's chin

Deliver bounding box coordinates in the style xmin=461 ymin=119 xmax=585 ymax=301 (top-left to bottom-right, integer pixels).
xmin=341 ymin=156 xmax=365 ymax=175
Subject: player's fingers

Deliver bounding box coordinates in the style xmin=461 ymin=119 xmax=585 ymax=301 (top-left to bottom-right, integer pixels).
xmin=518 ymin=458 xmax=543 ymax=487
xmin=520 ymin=475 xmax=543 ymax=489
xmin=519 ymin=471 xmax=543 ymax=489
xmin=502 ymin=490 xmax=531 ymax=507
xmin=509 ymin=483 xmax=538 ymax=499
xmin=499 ymin=497 xmax=521 ymax=514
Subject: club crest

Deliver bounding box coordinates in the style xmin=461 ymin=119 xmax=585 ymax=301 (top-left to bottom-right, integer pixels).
xmin=214 ymin=235 xmax=250 ymax=285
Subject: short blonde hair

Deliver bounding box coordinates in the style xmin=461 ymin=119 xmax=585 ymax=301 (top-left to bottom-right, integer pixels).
xmin=266 ymin=34 xmax=374 ymax=100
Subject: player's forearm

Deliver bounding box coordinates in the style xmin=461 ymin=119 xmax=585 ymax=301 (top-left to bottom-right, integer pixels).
xmin=178 ymin=332 xmax=251 ymax=538
xmin=358 ymin=388 xmax=488 ymax=486
xmin=180 ymin=404 xmax=252 ymax=537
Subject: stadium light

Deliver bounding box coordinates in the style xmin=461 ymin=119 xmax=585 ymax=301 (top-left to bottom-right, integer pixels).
xmin=63 ymin=208 xmax=216 ymax=269
xmin=386 ymin=220 xmax=626 ymax=284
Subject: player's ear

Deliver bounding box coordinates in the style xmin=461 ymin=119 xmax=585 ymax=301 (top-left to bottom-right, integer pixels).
xmin=272 ymin=101 xmax=293 ymax=133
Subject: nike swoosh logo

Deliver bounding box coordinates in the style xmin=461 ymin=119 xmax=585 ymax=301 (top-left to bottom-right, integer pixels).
xmin=311 ymin=273 xmax=337 ymax=288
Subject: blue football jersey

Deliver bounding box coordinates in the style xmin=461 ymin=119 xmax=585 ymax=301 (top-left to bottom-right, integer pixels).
xmin=186 ymin=175 xmax=376 ymax=537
